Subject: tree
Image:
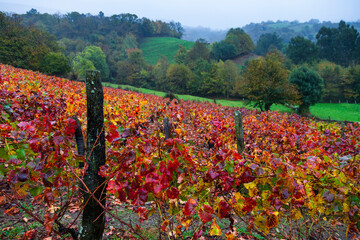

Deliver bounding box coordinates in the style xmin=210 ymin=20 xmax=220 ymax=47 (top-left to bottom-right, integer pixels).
xmin=40 ymin=52 xmax=71 ymax=76
xmin=241 ymin=53 xmax=299 ymax=111
xmin=342 ymin=65 xmax=360 ymax=102
xmin=187 ymin=59 xmax=212 ymax=96
xmin=81 ymin=46 xmax=109 ymax=79
xmin=72 ymin=55 xmax=96 ymax=79
xmin=224 ymin=28 xmax=255 ymax=56
xmin=286 ymin=36 xmax=318 ymax=64
xmin=316 ymin=21 xmax=359 ymax=66
xmin=255 ymin=33 xmax=283 ymax=56
xmin=174 ymin=45 xmax=188 ymax=64
xmin=289 ymin=65 xmax=324 ymax=115
xmin=127 ymin=48 xmax=145 ymax=67
xmin=72 ymin=46 xmax=109 ymax=80
xmin=186 ymin=39 xmax=210 ymax=62
xmin=215 ymin=60 xmax=239 ymax=98
xmin=314 ymin=61 xmax=344 ymax=102
xmin=153 ymin=56 xmax=170 ymax=91
xmin=0 ymin=12 xmax=60 ymax=71
xmin=121 ymin=48 xmax=152 ymax=87
xmin=198 ymin=63 xmax=225 ymax=97
xmin=166 ymin=64 xmax=192 ymax=94
xmin=210 ymin=40 xmax=237 ymax=61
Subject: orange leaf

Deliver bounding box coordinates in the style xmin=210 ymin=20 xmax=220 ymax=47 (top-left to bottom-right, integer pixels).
xmin=210 ymin=218 xmax=221 ymax=236
xmin=265 ymin=213 xmax=278 ymax=229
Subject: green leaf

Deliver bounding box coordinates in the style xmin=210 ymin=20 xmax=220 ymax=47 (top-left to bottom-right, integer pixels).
xmin=323 ymin=155 xmax=331 ymax=163
xmin=259 ymin=183 xmax=271 ymax=191
xmin=225 ymin=161 xmax=234 ymax=173
xmin=16 ymin=149 xmax=26 ymax=160
xmin=0 ymin=164 xmax=6 ymax=176
xmin=0 ymin=148 xmax=10 ymax=160
xmin=29 ymin=186 xmax=43 ymax=196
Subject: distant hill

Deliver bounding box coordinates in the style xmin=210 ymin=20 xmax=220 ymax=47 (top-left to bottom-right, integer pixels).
xmin=140 ymin=37 xmax=195 ymax=65
xmin=242 ymin=19 xmax=360 ymax=43
xmin=182 ymin=26 xmax=227 ymax=43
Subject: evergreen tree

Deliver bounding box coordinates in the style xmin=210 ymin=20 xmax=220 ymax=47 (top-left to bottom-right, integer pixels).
xmin=289 ymin=65 xmax=324 ymax=115
xmin=255 ymin=32 xmax=283 ymax=56
xmin=286 ymin=36 xmax=318 ymax=64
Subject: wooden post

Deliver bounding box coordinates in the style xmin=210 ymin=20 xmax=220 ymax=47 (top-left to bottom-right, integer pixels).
xmin=80 ymin=70 xmax=106 ymax=240
xmin=235 ymin=111 xmax=245 ymax=154
xmin=164 ymin=117 xmax=171 ymax=140
xmin=72 ymin=115 xmax=85 ymax=168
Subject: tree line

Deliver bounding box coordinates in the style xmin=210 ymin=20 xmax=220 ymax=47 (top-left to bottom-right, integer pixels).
xmin=243 ymin=19 xmax=360 ymax=43
xmin=1 ymin=9 xmax=359 ymax=115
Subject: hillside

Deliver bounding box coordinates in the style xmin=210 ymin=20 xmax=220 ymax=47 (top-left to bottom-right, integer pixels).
xmin=1 ymin=64 xmax=360 ymax=239
xmin=140 ymin=37 xmax=195 ymax=65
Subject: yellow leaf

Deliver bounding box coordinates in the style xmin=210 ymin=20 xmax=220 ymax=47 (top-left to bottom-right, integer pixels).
xmin=244 ymin=181 xmax=256 ymax=190
xmin=181 ymin=218 xmax=192 ymax=230
xmin=343 ymin=203 xmax=350 ymax=213
xmin=292 ymin=209 xmax=303 ymax=220
xmin=254 ymin=214 xmax=269 ymax=235
xmin=338 ymin=172 xmax=347 ymax=183
xmin=210 ymin=218 xmax=221 ymax=236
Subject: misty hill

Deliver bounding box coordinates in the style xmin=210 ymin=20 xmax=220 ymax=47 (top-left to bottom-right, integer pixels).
xmin=182 ymin=20 xmax=360 ymax=44
xmin=242 ymin=19 xmax=360 ymax=43
xmin=182 ymin=26 xmax=227 ymax=43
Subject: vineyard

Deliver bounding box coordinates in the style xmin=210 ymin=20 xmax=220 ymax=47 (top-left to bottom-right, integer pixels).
xmin=0 ymin=64 xmax=359 ymax=239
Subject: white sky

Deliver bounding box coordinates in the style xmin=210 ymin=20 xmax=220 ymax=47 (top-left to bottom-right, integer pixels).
xmin=1 ymin=0 xmax=359 ymax=29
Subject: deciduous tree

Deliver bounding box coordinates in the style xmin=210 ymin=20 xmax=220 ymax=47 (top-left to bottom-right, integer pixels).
xmin=0 ymin=12 xmax=59 ymax=71
xmin=224 ymin=28 xmax=255 ymax=56
xmin=241 ymin=53 xmax=299 ymax=111
xmin=314 ymin=61 xmax=344 ymax=102
xmin=153 ymin=56 xmax=170 ymax=91
xmin=186 ymin=39 xmax=210 ymax=62
xmin=72 ymin=45 xmax=109 ymax=80
xmin=342 ymin=65 xmax=360 ymax=102
xmin=166 ymin=64 xmax=192 ymax=94
xmin=40 ymin=52 xmax=71 ymax=77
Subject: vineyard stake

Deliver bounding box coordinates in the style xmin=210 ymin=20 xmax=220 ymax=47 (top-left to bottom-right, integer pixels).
xmin=72 ymin=115 xmax=85 ymax=168
xmin=164 ymin=117 xmax=171 ymax=139
xmin=235 ymin=110 xmax=245 ymax=154
xmin=80 ymin=70 xmax=107 ymax=240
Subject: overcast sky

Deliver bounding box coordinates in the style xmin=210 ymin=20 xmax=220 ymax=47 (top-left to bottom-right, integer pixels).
xmin=1 ymin=0 xmax=359 ymax=29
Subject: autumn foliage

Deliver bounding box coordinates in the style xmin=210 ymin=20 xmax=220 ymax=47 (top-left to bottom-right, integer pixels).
xmin=0 ymin=64 xmax=359 ymax=239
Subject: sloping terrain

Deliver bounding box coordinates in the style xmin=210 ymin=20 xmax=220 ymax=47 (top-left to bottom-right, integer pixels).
xmin=140 ymin=37 xmax=195 ymax=65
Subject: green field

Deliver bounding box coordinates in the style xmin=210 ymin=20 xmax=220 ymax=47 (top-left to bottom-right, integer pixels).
xmin=140 ymin=37 xmax=195 ymax=65
xmin=103 ymin=83 xmax=360 ymax=122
